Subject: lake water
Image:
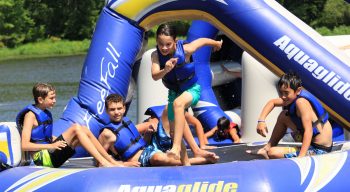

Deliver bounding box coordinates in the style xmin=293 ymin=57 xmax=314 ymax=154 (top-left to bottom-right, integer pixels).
xmin=0 ymin=55 xmax=137 ymax=124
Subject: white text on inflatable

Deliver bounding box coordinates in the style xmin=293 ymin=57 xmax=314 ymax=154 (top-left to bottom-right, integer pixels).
xmin=274 ymin=35 xmax=350 ymax=101
xmin=97 ymin=42 xmax=121 ymax=114
xmin=117 ymin=181 xmax=238 ymax=192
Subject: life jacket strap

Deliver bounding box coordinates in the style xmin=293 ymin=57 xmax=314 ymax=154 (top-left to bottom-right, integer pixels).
xmin=113 ymin=120 xmax=132 ymax=135
xmin=118 ymin=135 xmax=142 ymax=157
xmin=37 ymin=120 xmax=53 ymax=126
xmin=312 ymin=111 xmax=328 ymax=128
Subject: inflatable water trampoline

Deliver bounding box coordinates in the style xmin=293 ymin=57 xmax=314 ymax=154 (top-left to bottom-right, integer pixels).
xmin=1 ymin=0 xmax=350 ymax=191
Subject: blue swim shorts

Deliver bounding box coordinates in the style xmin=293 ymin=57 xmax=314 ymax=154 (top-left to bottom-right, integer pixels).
xmin=138 ymin=145 xmax=161 ymax=167
xmin=284 ymin=145 xmax=329 ymax=158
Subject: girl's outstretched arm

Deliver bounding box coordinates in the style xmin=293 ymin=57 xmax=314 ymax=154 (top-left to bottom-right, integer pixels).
xmin=184 ymin=38 xmax=223 ymax=56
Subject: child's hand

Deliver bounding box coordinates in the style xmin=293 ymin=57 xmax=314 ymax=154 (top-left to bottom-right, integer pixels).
xmin=51 ymin=140 xmax=67 ymax=150
xmin=257 ymin=122 xmax=268 ymax=137
xmin=213 ymin=39 xmax=223 ymax=52
xmin=164 ymin=58 xmax=177 ymax=73
xmin=147 ymin=122 xmax=157 ymax=133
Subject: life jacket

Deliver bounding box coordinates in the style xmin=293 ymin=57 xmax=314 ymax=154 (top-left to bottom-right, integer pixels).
xmin=16 ymin=105 xmax=53 ymax=144
xmin=103 ymin=117 xmax=146 ymax=161
xmin=157 ymin=40 xmax=198 ymax=92
xmin=288 ymin=90 xmax=329 ymax=137
xmin=144 ymin=106 xmax=172 ymax=152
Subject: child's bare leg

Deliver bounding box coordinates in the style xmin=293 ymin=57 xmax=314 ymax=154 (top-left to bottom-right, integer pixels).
xmin=167 ymin=93 xmax=192 ymax=160
xmin=81 ymin=126 xmax=122 ymax=166
xmin=183 ymin=121 xmax=217 ymax=158
xmin=62 ymin=124 xmax=113 ymax=167
xmin=267 ymin=111 xmax=293 ymax=149
xmin=247 ymin=111 xmax=294 ymax=159
xmin=180 ymin=141 xmax=190 ymax=166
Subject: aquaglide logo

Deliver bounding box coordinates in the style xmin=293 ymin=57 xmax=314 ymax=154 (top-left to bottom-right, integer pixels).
xmin=97 ymin=42 xmax=121 ymax=115
xmin=274 ymin=35 xmax=350 ymax=101
xmin=117 ymin=180 xmax=238 ymax=192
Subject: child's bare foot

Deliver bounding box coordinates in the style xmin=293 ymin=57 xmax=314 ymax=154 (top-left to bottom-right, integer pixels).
xmin=99 ymin=161 xmax=114 ymax=167
xmin=111 ymin=160 xmax=125 ymax=167
xmin=123 ymin=161 xmax=141 ymax=167
xmin=193 ymin=148 xmax=216 ymax=159
xmin=166 ymin=149 xmax=180 ymax=160
xmin=183 ymin=162 xmax=191 ymax=166
xmin=206 ymin=154 xmax=220 ymax=164
xmin=246 ymin=148 xmax=269 ymax=159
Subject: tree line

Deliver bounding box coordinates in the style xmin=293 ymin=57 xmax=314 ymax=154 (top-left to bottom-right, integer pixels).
xmin=0 ymin=0 xmax=349 ymax=48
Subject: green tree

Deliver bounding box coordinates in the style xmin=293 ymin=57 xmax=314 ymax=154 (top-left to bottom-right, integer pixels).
xmin=277 ymin=0 xmax=328 ymax=27
xmin=314 ymin=0 xmax=350 ymax=28
xmin=0 ymin=0 xmax=33 ymax=48
xmin=24 ymin=0 xmax=104 ymax=41
xmin=62 ymin=0 xmax=105 ymax=40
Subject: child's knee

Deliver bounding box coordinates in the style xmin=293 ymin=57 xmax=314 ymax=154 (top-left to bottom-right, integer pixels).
xmin=99 ymin=129 xmax=115 ymax=143
xmin=267 ymin=148 xmax=283 ymax=159
xmin=69 ymin=124 xmax=82 ymax=135
xmin=173 ymin=99 xmax=184 ymax=110
xmin=277 ymin=111 xmax=289 ymax=123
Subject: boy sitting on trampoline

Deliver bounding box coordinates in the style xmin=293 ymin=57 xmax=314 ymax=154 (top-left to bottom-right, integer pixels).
xmin=247 ymin=72 xmax=332 ymax=159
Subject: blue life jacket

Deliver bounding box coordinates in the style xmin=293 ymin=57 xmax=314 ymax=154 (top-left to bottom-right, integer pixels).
xmin=144 ymin=106 xmax=172 ymax=152
xmin=16 ymin=105 xmax=53 ymax=144
xmin=288 ymin=90 xmax=329 ymax=137
xmin=103 ymin=117 xmax=146 ymax=161
xmin=157 ymin=40 xmax=198 ymax=92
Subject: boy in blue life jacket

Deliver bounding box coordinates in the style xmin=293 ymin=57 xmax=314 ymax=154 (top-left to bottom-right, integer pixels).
xmin=18 ymin=83 xmax=122 ymax=168
xmin=98 ymin=93 xmax=218 ymax=167
xmin=247 ymin=72 xmax=333 ymax=159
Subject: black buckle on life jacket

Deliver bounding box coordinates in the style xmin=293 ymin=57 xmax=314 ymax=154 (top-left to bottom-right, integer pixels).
xmin=312 ymin=111 xmax=328 ymax=128
xmin=113 ymin=120 xmax=132 ymax=135
xmin=176 ymin=72 xmax=195 ymax=83
xmin=119 ymin=135 xmax=142 ymax=157
xmin=37 ymin=120 xmax=53 ymax=126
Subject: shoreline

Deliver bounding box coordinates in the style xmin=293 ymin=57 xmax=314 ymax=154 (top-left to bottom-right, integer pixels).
xmin=0 ymin=38 xmax=157 ymax=62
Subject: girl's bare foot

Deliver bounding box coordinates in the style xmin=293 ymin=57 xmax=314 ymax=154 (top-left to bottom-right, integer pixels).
xmin=193 ymin=148 xmax=216 ymax=159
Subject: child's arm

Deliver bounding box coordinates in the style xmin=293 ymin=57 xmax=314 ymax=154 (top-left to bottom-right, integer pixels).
xmin=229 ymin=128 xmax=241 ymax=143
xmin=151 ymin=51 xmax=177 ymax=81
xmin=205 ymin=127 xmax=218 ymax=138
xmin=257 ymin=98 xmax=284 ymax=137
xmin=296 ymin=98 xmax=314 ymax=157
xmin=185 ymin=113 xmax=208 ymax=148
xmin=21 ymin=112 xmax=66 ymax=152
xmin=184 ymin=38 xmax=222 ymax=56
xmin=136 ymin=117 xmax=158 ymax=134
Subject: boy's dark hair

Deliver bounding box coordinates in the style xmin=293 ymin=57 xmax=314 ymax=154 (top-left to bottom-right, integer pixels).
xmin=156 ymin=23 xmax=177 ymax=40
xmin=105 ymin=93 xmax=125 ymax=110
xmin=277 ymin=72 xmax=302 ymax=91
xmin=32 ymin=83 xmax=55 ymax=104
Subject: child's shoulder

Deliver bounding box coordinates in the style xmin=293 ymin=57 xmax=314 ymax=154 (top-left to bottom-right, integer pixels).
xmin=295 ymin=97 xmax=312 ymax=110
